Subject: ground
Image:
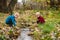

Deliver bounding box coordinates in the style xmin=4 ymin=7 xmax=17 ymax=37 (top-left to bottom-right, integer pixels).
xmin=0 ymin=10 xmax=60 ymax=40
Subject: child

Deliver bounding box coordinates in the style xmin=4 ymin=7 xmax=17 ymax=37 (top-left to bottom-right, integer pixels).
xmin=5 ymin=12 xmax=19 ymax=27
xmin=36 ymin=12 xmax=45 ymax=24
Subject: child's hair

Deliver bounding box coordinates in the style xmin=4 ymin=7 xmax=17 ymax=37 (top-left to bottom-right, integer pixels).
xmin=14 ymin=12 xmax=19 ymax=18
xmin=35 ymin=12 xmax=40 ymax=16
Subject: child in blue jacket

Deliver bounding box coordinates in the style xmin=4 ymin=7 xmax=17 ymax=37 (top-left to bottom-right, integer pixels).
xmin=5 ymin=12 xmax=19 ymax=27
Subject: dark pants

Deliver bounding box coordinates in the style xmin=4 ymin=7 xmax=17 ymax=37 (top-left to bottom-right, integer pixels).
xmin=6 ymin=22 xmax=13 ymax=27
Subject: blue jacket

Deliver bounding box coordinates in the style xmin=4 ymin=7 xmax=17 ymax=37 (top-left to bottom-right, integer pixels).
xmin=5 ymin=15 xmax=16 ymax=26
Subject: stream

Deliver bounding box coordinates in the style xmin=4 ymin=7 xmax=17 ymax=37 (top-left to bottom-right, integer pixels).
xmin=17 ymin=27 xmax=33 ymax=40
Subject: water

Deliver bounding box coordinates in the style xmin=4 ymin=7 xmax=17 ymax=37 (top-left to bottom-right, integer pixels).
xmin=17 ymin=28 xmax=33 ymax=40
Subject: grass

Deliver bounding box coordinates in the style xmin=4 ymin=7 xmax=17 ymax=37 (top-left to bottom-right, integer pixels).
xmin=38 ymin=21 xmax=55 ymax=33
xmin=0 ymin=10 xmax=60 ymax=40
xmin=29 ymin=10 xmax=60 ymax=40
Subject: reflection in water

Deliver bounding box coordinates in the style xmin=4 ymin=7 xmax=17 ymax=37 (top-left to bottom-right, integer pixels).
xmin=17 ymin=28 xmax=33 ymax=40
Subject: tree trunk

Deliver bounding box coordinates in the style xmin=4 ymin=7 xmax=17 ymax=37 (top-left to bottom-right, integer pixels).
xmin=58 ymin=0 xmax=60 ymax=8
xmin=0 ymin=0 xmax=7 ymax=12
xmin=22 ymin=0 xmax=25 ymax=10
xmin=8 ymin=0 xmax=17 ymax=12
xmin=50 ymin=0 xmax=55 ymax=8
